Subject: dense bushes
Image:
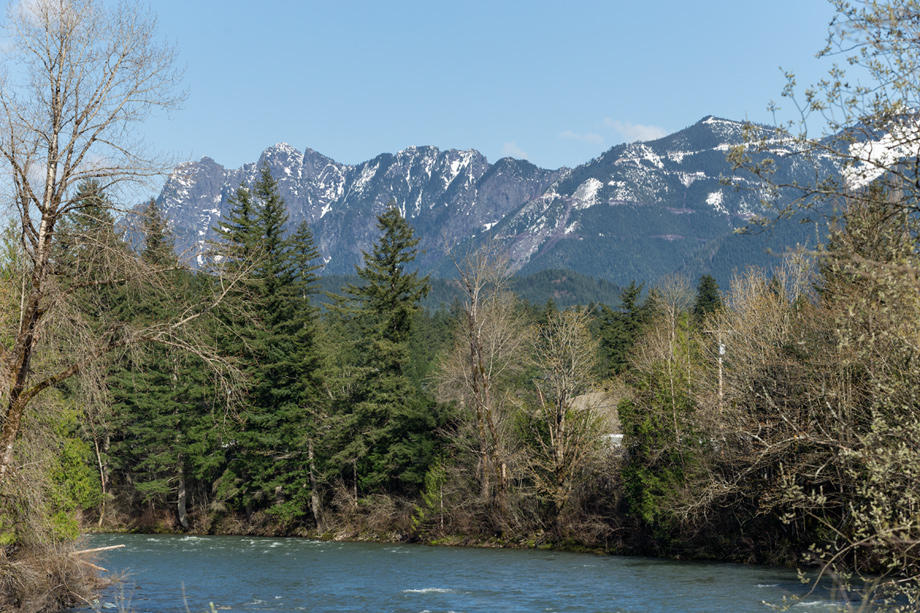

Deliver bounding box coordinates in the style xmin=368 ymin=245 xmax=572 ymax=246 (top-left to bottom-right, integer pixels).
xmin=612 ymin=197 xmax=920 ymax=604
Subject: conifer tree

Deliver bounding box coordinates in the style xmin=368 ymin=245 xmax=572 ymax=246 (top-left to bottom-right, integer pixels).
xmin=211 ymin=168 xmax=327 ymax=526
xmin=140 ymin=199 xmax=175 ymax=267
xmin=52 ymin=180 xmax=128 ymax=525
xmin=290 ymin=220 xmax=323 ymax=300
xmin=208 ymin=182 xmax=262 ymax=514
xmin=288 ymin=220 xmax=327 ymax=527
xmin=211 ymin=184 xmax=259 ymax=273
xmin=596 ymin=281 xmax=652 ymax=376
xmin=692 ymin=275 xmax=722 ymax=321
xmin=208 ymin=182 xmax=261 ymax=382
xmin=107 ymin=200 xmax=216 ymax=530
xmin=54 ymin=180 xmax=124 ymax=310
xmin=331 ymin=206 xmax=442 ymax=496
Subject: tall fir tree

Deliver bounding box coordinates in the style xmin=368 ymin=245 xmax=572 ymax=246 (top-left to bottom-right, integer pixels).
xmin=596 ymin=281 xmax=653 ymax=376
xmin=140 ymin=198 xmax=175 ymax=267
xmin=54 ymin=180 xmax=126 ymax=316
xmin=211 ymin=167 xmax=327 ymax=527
xmin=52 ymin=180 xmax=129 ymax=526
xmin=107 ymin=199 xmax=217 ymax=529
xmin=330 ymin=206 xmax=443 ymax=496
xmin=287 ymin=220 xmax=327 ymax=527
xmin=211 ymin=183 xmax=260 ymax=273
xmin=692 ymin=274 xmax=722 ymax=321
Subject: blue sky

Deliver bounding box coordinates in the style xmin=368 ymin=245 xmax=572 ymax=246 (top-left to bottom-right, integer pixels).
xmin=111 ymin=2 xmax=838 ymax=175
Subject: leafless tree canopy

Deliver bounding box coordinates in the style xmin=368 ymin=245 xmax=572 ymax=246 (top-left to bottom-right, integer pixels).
xmin=528 ymin=308 xmax=606 ymax=528
xmin=437 ymin=250 xmax=531 ymax=526
xmin=0 ymin=0 xmax=194 ymax=485
xmin=0 ymin=0 xmax=181 ymax=228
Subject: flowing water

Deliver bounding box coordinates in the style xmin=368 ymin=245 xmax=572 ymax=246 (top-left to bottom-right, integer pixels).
xmin=74 ymin=533 xmax=847 ymax=612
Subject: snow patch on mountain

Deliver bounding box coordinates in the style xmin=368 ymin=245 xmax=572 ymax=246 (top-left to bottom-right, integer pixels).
xmin=616 ymin=143 xmax=664 ymax=170
xmin=678 ymin=171 xmax=706 ymax=187
xmin=706 ymin=190 xmax=727 ymax=215
xmin=354 ymin=162 xmax=379 ymax=192
xmin=572 ymin=177 xmax=603 ymax=209
xmin=844 ymin=123 xmax=920 ymax=190
xmin=445 ymin=150 xmax=473 ymax=187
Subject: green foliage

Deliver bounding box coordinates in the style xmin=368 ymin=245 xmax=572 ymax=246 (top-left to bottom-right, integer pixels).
xmin=141 ymin=198 xmax=176 ymax=267
xmin=108 ymin=347 xmax=216 ymax=505
xmin=618 ymin=393 xmax=688 ymax=533
xmin=210 ymin=182 xmax=259 ymax=270
xmin=347 ymin=206 xmax=430 ymax=344
xmin=411 ymin=459 xmax=447 ymax=531
xmin=55 ymin=180 xmax=132 ymax=323
xmin=691 ymin=274 xmax=721 ymax=321
xmin=211 ymin=167 xmax=327 ymax=524
xmin=329 ymin=206 xmax=446 ymax=496
xmin=617 ymin=303 xmax=704 ymax=538
xmin=407 ymin=307 xmax=457 ymax=388
xmin=594 ymin=281 xmax=653 ymax=376
xmin=319 ymin=269 xmax=623 ymax=311
xmin=47 ymin=404 xmax=102 ymax=540
xmin=106 ymin=201 xmax=223 ymax=525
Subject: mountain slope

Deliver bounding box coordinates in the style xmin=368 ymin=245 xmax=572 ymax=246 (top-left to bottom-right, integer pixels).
xmin=158 ymin=145 xmax=561 ymax=272
xmin=470 ymin=116 xmax=837 ymax=285
xmin=157 ymin=116 xmax=839 ymax=285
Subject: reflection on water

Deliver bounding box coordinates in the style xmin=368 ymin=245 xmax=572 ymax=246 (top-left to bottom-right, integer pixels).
xmin=73 ymin=533 xmax=848 ymax=612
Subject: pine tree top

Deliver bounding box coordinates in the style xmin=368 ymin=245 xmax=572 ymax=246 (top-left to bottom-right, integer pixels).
xmin=692 ymin=274 xmax=722 ymax=319
xmin=350 ymin=206 xmax=429 ymax=316
xmin=141 ymin=199 xmax=176 ymax=267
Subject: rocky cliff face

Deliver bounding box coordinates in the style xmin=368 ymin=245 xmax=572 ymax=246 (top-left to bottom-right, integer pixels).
xmin=158 ymin=143 xmax=561 ymax=272
xmin=156 ymin=116 xmax=838 ymax=285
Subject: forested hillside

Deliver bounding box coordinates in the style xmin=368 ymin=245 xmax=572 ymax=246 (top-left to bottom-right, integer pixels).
xmin=9 ymin=161 xmax=920 ymax=608
xmin=316 ymin=269 xmax=624 ymax=311
xmin=157 ymin=118 xmax=838 ymax=288
xmin=4 ymin=1 xmax=920 ymax=611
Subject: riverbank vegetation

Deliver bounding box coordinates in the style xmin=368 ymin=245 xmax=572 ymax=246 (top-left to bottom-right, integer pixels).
xmin=7 ymin=172 xmax=920 ymax=610
xmin=4 ymin=0 xmax=920 ymax=611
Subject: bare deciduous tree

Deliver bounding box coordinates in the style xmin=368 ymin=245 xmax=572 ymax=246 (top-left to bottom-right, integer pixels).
xmin=0 ymin=0 xmax=233 ymax=487
xmin=734 ymin=2 xmax=920 ymax=234
xmin=437 ymin=250 xmax=530 ymax=526
xmin=529 ymin=307 xmax=606 ymax=530
xmin=729 ymin=3 xmax=920 ymax=599
xmin=630 ymin=275 xmax=695 ymax=450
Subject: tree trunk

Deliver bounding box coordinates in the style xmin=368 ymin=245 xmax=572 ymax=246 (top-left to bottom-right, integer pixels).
xmin=479 ymin=449 xmax=491 ymax=501
xmin=308 ymin=439 xmax=326 ymax=532
xmin=177 ymin=471 xmax=189 ymax=530
xmin=93 ymin=436 xmax=108 ymax=528
xmin=0 ymin=399 xmax=26 ymax=485
xmin=0 ymin=215 xmax=55 ymax=485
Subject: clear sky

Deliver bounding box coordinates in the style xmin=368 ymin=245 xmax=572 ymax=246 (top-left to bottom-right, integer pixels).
xmin=19 ymin=1 xmax=843 ymax=176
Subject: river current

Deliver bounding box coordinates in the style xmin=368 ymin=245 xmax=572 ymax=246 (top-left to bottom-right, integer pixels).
xmin=75 ymin=533 xmax=845 ymax=612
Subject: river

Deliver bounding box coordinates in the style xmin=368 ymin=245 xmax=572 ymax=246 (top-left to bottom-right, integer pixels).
xmin=74 ymin=533 xmax=845 ymax=612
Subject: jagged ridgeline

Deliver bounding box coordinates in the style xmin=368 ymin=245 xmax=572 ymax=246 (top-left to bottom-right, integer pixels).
xmin=157 ymin=116 xmax=839 ymax=286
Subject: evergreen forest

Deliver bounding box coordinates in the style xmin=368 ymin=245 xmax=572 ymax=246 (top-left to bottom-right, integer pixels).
xmin=5 ymin=165 xmax=920 ymax=609
xmin=4 ymin=1 xmax=920 ymax=611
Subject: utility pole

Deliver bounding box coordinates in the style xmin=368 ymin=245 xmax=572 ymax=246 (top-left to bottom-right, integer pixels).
xmin=718 ymin=331 xmax=725 ymax=413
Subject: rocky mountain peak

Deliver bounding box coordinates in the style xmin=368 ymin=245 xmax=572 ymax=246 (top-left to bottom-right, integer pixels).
xmin=156 ymin=116 xmax=841 ymax=286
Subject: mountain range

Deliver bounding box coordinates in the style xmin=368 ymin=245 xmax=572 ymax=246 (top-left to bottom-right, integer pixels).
xmin=155 ymin=116 xmax=839 ymax=287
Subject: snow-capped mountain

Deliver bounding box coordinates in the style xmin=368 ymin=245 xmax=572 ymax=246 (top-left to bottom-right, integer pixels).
xmin=158 ymin=143 xmax=561 ymax=272
xmin=157 ymin=116 xmax=838 ymax=285
xmin=472 ymin=115 xmax=838 ymax=284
